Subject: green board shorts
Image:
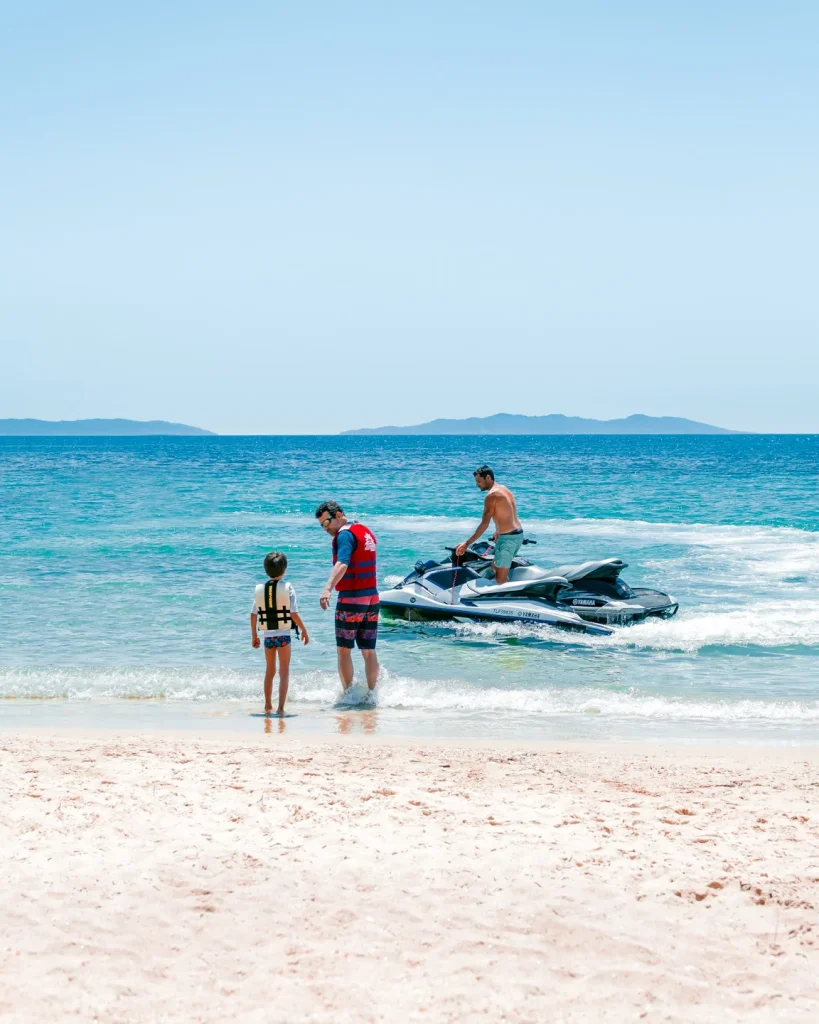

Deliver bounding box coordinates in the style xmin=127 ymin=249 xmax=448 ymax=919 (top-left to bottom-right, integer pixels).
xmin=494 ymin=530 xmax=524 ymax=568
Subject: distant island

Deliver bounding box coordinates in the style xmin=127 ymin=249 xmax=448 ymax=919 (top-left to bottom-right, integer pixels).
xmin=342 ymin=413 xmax=738 ymax=436
xmin=0 ymin=419 xmax=214 ymax=436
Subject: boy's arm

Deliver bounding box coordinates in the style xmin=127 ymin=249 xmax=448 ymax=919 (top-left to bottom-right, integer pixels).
xmin=250 ymin=611 xmax=260 ymax=647
xmin=290 ymin=611 xmax=310 ymax=644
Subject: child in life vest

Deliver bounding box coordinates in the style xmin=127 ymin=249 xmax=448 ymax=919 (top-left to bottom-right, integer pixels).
xmin=250 ymin=551 xmax=310 ymax=715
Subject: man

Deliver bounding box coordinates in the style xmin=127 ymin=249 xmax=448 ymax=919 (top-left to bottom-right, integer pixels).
xmin=316 ymin=500 xmax=380 ymax=691
xmin=455 ymin=465 xmax=523 ymax=585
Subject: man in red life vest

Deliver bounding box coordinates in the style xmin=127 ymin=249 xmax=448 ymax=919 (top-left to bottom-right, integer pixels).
xmin=316 ymin=500 xmax=380 ymax=692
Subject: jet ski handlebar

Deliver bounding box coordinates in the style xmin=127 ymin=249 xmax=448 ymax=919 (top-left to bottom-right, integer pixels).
xmin=445 ymin=538 xmax=537 ymax=566
xmin=444 ymin=538 xmax=536 ymax=553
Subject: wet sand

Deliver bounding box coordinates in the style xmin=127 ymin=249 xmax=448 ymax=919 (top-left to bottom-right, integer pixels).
xmin=1 ymin=731 xmax=817 ymax=1022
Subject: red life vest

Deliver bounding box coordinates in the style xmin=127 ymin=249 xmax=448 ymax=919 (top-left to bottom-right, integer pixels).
xmin=332 ymin=522 xmax=378 ymax=592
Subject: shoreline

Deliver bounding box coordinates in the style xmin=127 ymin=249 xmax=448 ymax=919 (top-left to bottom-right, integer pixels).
xmin=4 ymin=719 xmax=819 ymax=761
xmin=3 ymin=694 xmax=819 ymax=749
xmin=2 ymin=732 xmax=818 ymax=1021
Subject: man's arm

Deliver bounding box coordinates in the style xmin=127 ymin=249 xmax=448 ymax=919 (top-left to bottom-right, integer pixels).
xmin=320 ymin=562 xmax=348 ymax=609
xmin=455 ymin=495 xmax=494 ymax=557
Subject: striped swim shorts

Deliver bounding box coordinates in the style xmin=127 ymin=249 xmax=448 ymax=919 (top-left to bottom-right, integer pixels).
xmin=335 ymin=593 xmax=380 ymax=650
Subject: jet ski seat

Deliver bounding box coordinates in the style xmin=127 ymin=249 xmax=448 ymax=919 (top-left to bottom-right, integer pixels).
xmin=507 ymin=565 xmax=554 ymax=583
xmin=543 ymin=559 xmax=627 ymax=583
xmin=463 ymin=575 xmax=571 ymax=600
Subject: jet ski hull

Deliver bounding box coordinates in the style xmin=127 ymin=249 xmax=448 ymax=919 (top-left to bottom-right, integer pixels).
xmin=380 ymin=588 xmax=614 ymax=636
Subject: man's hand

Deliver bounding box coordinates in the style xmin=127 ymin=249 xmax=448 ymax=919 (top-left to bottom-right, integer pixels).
xmin=455 ymin=542 xmax=468 ymax=557
xmin=320 ymin=588 xmax=332 ymax=611
xmin=252 ymin=635 xmax=260 ymax=648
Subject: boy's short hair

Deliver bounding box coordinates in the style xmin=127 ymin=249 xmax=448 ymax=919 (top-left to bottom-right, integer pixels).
xmin=315 ymin=499 xmax=344 ymax=520
xmin=263 ymin=551 xmax=288 ymax=578
xmin=474 ymin=465 xmax=494 ymax=481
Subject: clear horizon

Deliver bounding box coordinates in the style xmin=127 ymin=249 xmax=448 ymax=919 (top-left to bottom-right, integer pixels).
xmin=3 ymin=411 xmax=816 ymax=435
xmin=1 ymin=3 xmax=817 ymax=433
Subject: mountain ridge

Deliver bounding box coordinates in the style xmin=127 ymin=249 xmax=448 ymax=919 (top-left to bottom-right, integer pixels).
xmin=342 ymin=413 xmax=738 ymax=436
xmin=0 ymin=419 xmax=214 ymax=436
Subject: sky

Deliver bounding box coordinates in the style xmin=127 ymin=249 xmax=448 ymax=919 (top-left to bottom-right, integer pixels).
xmin=1 ymin=1 xmax=817 ymax=434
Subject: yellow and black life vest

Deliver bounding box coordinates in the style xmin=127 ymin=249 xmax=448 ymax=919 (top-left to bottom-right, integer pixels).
xmin=254 ymin=580 xmax=296 ymax=632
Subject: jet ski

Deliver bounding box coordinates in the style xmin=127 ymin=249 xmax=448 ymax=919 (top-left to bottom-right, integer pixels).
xmin=380 ymin=539 xmax=678 ymax=632
xmin=380 ymin=540 xmax=614 ymax=637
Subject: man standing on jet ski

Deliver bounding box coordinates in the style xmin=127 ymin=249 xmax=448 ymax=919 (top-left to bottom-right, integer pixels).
xmin=455 ymin=465 xmax=523 ymax=584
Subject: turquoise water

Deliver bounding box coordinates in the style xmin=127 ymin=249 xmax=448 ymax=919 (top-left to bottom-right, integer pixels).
xmin=1 ymin=435 xmax=818 ymax=742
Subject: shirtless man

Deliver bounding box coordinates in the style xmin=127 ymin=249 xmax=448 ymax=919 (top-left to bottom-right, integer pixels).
xmin=455 ymin=465 xmax=523 ymax=584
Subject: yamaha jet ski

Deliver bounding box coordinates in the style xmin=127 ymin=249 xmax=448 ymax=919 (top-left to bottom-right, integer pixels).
xmin=380 ymin=539 xmax=678 ymax=631
xmin=380 ymin=540 xmax=614 ymax=637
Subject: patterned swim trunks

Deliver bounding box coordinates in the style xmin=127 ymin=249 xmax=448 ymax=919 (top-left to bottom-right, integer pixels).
xmin=335 ymin=593 xmax=380 ymax=650
xmin=264 ymin=635 xmax=292 ymax=649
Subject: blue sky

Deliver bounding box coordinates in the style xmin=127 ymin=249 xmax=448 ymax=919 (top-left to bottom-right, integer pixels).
xmin=1 ymin=2 xmax=816 ymax=433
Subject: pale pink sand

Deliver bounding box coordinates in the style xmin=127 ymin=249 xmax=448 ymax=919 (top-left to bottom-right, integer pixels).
xmin=1 ymin=733 xmax=818 ymax=1023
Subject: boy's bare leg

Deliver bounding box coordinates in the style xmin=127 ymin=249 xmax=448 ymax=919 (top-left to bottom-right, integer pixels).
xmin=337 ymin=647 xmax=354 ymax=689
xmin=276 ymin=643 xmax=292 ymax=714
xmin=362 ymin=649 xmax=379 ymax=690
xmin=263 ymin=645 xmax=277 ymax=713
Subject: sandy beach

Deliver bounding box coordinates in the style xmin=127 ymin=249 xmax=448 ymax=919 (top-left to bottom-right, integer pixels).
xmin=1 ymin=732 xmax=817 ymax=1023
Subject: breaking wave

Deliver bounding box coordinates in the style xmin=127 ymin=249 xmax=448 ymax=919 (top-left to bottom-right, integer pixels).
xmin=2 ymin=666 xmax=817 ymax=724
xmin=439 ymin=601 xmax=819 ymax=653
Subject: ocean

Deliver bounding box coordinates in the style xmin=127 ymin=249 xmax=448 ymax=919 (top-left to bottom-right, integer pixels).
xmin=1 ymin=434 xmax=817 ymax=743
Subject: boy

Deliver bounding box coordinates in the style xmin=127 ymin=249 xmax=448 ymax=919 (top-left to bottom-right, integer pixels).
xmin=251 ymin=551 xmax=309 ymax=715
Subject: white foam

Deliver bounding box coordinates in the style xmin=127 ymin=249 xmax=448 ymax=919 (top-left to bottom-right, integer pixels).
xmin=372 ymin=513 xmax=819 ymax=550
xmin=370 ymin=515 xmax=477 ymax=534
xmin=445 ymin=601 xmax=819 ymax=653
xmin=2 ymin=666 xmax=817 ymax=723
xmin=0 ymin=666 xmax=260 ymax=702
xmin=294 ymin=669 xmax=819 ymax=721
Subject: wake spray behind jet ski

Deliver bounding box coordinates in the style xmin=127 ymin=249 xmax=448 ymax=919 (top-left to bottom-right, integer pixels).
xmin=380 ymin=538 xmax=678 ymax=632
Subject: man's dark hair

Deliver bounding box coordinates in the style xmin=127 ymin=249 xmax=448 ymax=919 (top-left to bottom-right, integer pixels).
xmin=263 ymin=551 xmax=288 ymax=578
xmin=315 ymin=500 xmax=344 ymax=520
xmin=474 ymin=465 xmax=494 ymax=481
